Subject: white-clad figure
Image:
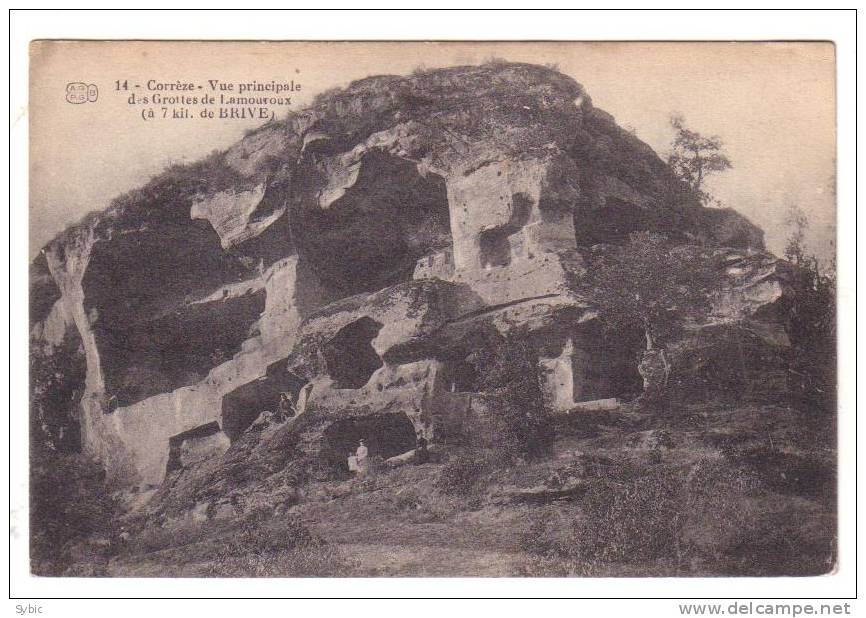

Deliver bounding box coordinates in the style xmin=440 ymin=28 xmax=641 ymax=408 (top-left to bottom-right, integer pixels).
xmin=355 ymin=439 xmax=369 ymax=476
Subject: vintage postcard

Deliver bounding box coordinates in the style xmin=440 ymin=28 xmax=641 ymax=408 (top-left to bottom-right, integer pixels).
xmin=27 ymin=40 xmax=838 ymax=580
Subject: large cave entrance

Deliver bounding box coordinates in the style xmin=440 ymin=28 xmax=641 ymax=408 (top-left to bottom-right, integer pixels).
xmin=323 ymin=317 xmax=384 ymax=389
xmin=82 ymin=218 xmax=259 ymax=408
xmin=220 ymin=358 xmax=308 ymax=441
xmin=538 ymin=324 xmax=644 ymax=412
xmin=573 ymin=325 xmax=644 ymax=402
xmin=292 ymin=150 xmax=452 ymax=297
xmin=323 ymin=412 xmax=417 ymax=471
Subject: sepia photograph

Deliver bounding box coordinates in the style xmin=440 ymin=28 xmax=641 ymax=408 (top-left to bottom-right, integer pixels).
xmin=19 ymin=29 xmax=847 ymax=593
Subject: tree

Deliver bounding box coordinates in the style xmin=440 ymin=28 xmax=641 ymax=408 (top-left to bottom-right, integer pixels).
xmin=784 ymin=203 xmax=811 ymax=267
xmin=30 ymin=448 xmax=121 ymax=575
xmin=584 ymin=232 xmax=719 ymax=399
xmin=471 ymin=335 xmax=553 ymax=459
xmin=782 ymin=205 xmax=836 ymax=413
xmin=31 ymin=342 xmax=119 ymax=574
xmin=667 ymin=114 xmax=732 ymax=206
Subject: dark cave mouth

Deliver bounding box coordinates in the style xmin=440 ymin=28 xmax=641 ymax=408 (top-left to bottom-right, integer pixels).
xmin=478 ymin=192 xmax=533 ymax=268
xmin=323 ymin=317 xmax=384 ymax=389
xmin=220 ymin=359 xmax=308 ymax=442
xmin=295 ymin=150 xmax=452 ymax=297
xmin=323 ymin=412 xmax=418 ymax=470
xmin=165 ymin=421 xmax=222 ymax=474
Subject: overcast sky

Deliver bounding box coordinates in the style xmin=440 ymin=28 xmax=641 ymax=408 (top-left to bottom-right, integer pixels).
xmin=30 ymin=41 xmax=835 ymax=262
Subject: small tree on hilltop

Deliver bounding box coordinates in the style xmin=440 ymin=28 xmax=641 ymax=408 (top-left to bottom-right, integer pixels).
xmin=668 ymin=114 xmax=732 ymax=206
xmin=584 ymin=232 xmax=719 ymax=401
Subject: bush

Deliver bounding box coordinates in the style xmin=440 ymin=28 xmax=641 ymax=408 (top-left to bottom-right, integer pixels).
xmin=573 ymin=465 xmax=686 ymax=565
xmin=30 ymin=450 xmax=122 ymax=575
xmin=205 ymin=517 xmax=355 ymax=577
xmin=721 ymin=510 xmax=836 ymax=576
xmin=218 ymin=516 xmax=318 ymax=558
xmin=572 ymin=460 xmax=769 ymax=569
xmin=471 ymin=336 xmax=554 ymax=459
xmin=725 ymin=444 xmax=835 ymax=504
xmin=517 ymin=512 xmax=599 ymax=577
xmin=390 ymin=486 xmax=458 ymax=522
xmin=206 ymin=543 xmax=355 ymax=577
xmin=30 ymin=338 xmax=85 ymax=454
xmin=517 ymin=458 xmax=833 ymax=575
xmin=435 ymin=452 xmax=492 ymax=496
xmin=519 ymin=511 xmax=569 ymax=558
xmin=783 ymin=207 xmax=836 ymax=415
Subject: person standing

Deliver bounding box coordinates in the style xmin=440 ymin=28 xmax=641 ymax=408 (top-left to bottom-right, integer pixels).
xmin=355 ymin=439 xmax=369 ymax=476
xmin=415 ymin=432 xmax=429 ymax=464
xmin=277 ymin=392 xmax=296 ymax=421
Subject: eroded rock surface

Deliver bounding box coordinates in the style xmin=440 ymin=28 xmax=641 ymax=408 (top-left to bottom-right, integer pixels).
xmin=31 ymin=62 xmax=784 ymax=488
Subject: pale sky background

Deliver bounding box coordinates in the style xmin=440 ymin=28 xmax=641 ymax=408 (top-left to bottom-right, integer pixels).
xmin=30 ymin=41 xmax=836 ymax=262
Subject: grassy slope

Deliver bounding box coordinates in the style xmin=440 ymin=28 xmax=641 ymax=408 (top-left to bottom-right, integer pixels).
xmin=98 ymin=400 xmax=834 ymax=578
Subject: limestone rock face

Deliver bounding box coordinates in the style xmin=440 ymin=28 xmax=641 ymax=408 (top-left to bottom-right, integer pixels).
xmin=713 ymin=250 xmax=794 ymax=324
xmin=31 ymin=63 xmax=780 ymax=486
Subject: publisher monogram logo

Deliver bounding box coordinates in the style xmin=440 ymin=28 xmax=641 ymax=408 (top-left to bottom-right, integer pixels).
xmin=65 ymin=82 xmax=98 ymax=104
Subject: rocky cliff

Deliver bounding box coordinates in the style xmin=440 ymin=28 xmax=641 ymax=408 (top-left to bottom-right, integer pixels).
xmin=31 ymin=63 xmax=784 ymax=488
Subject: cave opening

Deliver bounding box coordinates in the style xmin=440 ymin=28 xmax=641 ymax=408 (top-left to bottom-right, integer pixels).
xmin=323 ymin=412 xmax=417 ymax=471
xmin=221 ymin=361 xmax=308 ymax=442
xmin=100 ymin=289 xmax=266 ymax=408
xmin=478 ymin=228 xmax=512 ymax=268
xmin=478 ymin=192 xmax=533 ymax=268
xmin=82 ymin=217 xmax=263 ymax=408
xmin=323 ymin=317 xmax=384 ymax=389
xmin=165 ymin=421 xmax=222 ymax=474
xmin=293 ymin=150 xmax=452 ymax=297
xmin=572 ymin=324 xmax=644 ymax=402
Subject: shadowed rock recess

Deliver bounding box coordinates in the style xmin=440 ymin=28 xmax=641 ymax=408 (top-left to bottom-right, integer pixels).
xmin=33 ymin=62 xmax=787 ymax=490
